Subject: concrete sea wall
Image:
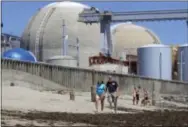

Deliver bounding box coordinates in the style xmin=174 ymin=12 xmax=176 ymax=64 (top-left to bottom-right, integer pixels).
xmin=2 ymin=59 xmax=188 ymax=102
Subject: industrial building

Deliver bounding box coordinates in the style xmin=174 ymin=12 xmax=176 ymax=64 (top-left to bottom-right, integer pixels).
xmin=1 ymin=1 xmax=188 ymax=82
xmin=21 ymin=1 xmax=101 ymax=69
xmin=20 ymin=1 xmax=162 ymax=69
xmin=1 ymin=33 xmax=21 ymax=53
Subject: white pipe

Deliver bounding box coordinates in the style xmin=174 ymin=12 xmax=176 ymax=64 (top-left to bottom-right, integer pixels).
xmin=159 ymin=52 xmax=162 ymax=79
xmin=76 ymin=37 xmax=80 ymax=67
xmin=62 ymin=19 xmax=68 ymax=56
xmin=180 ymin=51 xmax=184 ymax=81
xmin=186 ymin=20 xmax=188 ymax=44
xmin=63 ymin=35 xmax=68 ymax=56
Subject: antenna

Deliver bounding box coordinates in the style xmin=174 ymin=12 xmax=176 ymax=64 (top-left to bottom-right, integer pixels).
xmin=62 ymin=19 xmax=68 ymax=56
xmin=76 ymin=37 xmax=80 ymax=67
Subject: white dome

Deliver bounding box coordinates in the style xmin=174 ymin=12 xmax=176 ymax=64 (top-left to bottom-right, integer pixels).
xmin=111 ymin=23 xmax=161 ymax=58
xmin=21 ymin=1 xmax=100 ymax=68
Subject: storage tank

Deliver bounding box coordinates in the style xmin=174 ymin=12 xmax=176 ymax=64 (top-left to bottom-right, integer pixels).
xmin=137 ymin=44 xmax=172 ymax=80
xmin=46 ymin=56 xmax=77 ymax=67
xmin=91 ymin=63 xmax=128 ymax=74
xmin=177 ymin=44 xmax=188 ymax=82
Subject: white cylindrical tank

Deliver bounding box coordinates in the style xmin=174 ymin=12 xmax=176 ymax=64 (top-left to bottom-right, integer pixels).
xmin=137 ymin=44 xmax=172 ymax=80
xmin=91 ymin=63 xmax=128 ymax=74
xmin=178 ymin=44 xmax=188 ymax=82
xmin=46 ymin=56 xmax=77 ymax=67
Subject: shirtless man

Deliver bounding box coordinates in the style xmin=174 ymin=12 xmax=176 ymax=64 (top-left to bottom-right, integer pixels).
xmin=132 ymin=87 xmax=137 ymax=105
xmin=136 ymin=86 xmax=141 ymax=105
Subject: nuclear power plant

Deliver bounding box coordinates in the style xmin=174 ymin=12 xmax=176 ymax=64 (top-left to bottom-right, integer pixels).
xmin=21 ymin=2 xmax=101 ymax=68
xmin=1 ymin=1 xmax=188 ymax=82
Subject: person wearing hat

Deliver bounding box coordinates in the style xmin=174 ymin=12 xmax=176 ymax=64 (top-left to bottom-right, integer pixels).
xmin=106 ymin=76 xmax=119 ymax=110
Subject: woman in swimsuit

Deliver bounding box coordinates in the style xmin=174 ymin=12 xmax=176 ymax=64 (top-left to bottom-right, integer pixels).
xmin=95 ymin=81 xmax=106 ymax=112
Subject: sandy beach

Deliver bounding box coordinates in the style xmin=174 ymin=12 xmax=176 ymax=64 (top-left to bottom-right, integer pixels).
xmin=2 ymin=76 xmax=188 ymax=126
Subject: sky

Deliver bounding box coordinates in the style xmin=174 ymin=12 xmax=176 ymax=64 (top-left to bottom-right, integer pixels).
xmin=1 ymin=1 xmax=188 ymax=45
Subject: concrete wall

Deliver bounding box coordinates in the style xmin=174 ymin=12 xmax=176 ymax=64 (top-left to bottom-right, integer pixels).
xmin=2 ymin=59 xmax=188 ymax=101
xmin=2 ymin=69 xmax=67 ymax=91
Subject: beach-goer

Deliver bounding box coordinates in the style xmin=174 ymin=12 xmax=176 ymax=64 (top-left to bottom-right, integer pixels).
xmin=136 ymin=86 xmax=141 ymax=105
xmin=106 ymin=76 xmax=119 ymax=111
xmin=141 ymin=88 xmax=149 ymax=106
xmin=95 ymin=81 xmax=106 ymax=112
xmin=132 ymin=87 xmax=137 ymax=105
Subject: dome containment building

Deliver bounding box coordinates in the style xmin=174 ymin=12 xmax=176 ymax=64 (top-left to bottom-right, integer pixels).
xmin=21 ymin=1 xmax=100 ymax=68
xmin=89 ymin=22 xmax=162 ymax=74
xmin=3 ymin=48 xmax=37 ymax=62
xmin=111 ymin=23 xmax=161 ymax=58
xmin=21 ymin=1 xmax=162 ymax=69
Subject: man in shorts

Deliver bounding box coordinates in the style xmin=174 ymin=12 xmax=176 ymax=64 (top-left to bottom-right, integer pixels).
xmin=106 ymin=76 xmax=119 ymax=110
xmin=136 ymin=86 xmax=141 ymax=105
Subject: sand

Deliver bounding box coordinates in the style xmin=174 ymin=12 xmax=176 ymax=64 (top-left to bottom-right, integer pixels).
xmin=2 ymin=69 xmax=188 ymax=126
xmin=2 ymin=85 xmax=159 ymax=114
xmin=2 ymin=81 xmax=188 ymax=126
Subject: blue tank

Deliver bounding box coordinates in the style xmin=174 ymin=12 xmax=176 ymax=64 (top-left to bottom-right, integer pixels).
xmin=178 ymin=44 xmax=188 ymax=82
xmin=3 ymin=48 xmax=37 ymax=62
xmin=137 ymin=44 xmax=172 ymax=80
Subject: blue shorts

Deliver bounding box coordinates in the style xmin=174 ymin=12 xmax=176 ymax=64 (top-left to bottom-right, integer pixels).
xmin=96 ymin=91 xmax=105 ymax=96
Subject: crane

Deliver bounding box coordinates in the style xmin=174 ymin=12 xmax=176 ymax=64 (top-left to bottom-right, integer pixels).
xmin=78 ymin=8 xmax=188 ymax=58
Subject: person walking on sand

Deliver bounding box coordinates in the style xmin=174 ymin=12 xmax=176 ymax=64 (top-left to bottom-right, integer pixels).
xmin=106 ymin=76 xmax=119 ymax=112
xmin=141 ymin=88 xmax=149 ymax=106
xmin=95 ymin=81 xmax=106 ymax=113
xmin=132 ymin=87 xmax=137 ymax=105
xmin=136 ymin=86 xmax=141 ymax=105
